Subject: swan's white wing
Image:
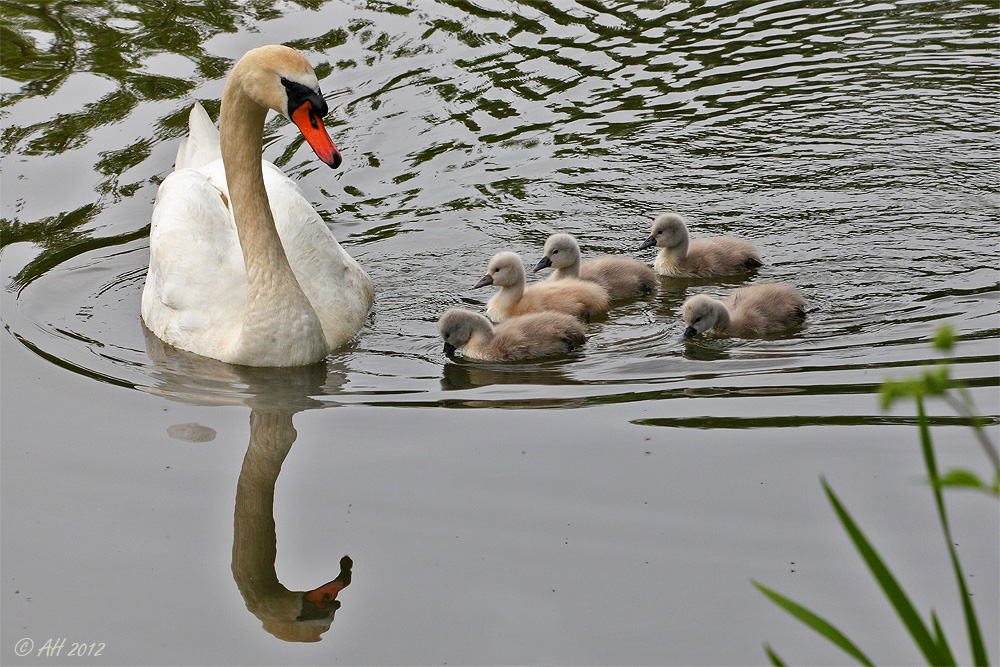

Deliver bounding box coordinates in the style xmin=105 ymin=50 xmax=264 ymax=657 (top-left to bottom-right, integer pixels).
xmin=143 ymin=124 xmax=373 ymax=361
xmin=174 ymin=103 xmax=222 ymax=170
xmin=263 ymin=162 xmax=374 ymax=349
xmin=141 ymin=164 xmax=247 ymax=359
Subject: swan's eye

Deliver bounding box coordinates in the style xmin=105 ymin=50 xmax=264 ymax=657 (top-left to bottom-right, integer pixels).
xmin=552 ymin=250 xmax=558 ymax=254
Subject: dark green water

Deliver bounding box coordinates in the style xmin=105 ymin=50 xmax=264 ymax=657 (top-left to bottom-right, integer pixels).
xmin=2 ymin=1 xmax=997 ymax=664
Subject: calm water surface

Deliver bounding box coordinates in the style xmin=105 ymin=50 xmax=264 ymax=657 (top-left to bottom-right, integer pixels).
xmin=2 ymin=0 xmax=998 ymax=664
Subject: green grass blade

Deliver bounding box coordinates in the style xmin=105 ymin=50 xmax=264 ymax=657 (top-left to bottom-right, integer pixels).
xmin=763 ymin=642 xmax=787 ymax=666
xmin=931 ymin=610 xmax=957 ymax=666
xmin=916 ymin=398 xmax=990 ymax=666
xmin=752 ymin=580 xmax=874 ymax=666
xmin=821 ymin=477 xmax=951 ymax=665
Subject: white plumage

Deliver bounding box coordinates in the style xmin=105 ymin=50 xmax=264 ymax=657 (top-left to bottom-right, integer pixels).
xmin=141 ymin=46 xmax=373 ymax=367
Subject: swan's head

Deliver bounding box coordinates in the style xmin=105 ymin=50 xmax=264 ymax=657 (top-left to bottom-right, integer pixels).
xmin=473 ymin=251 xmax=525 ymax=289
xmin=681 ymin=293 xmax=725 ymax=339
xmin=439 ymin=308 xmax=492 ymax=354
xmin=232 ymin=45 xmax=341 ymax=168
xmin=533 ymin=233 xmax=581 ymax=272
xmin=639 ymin=213 xmax=688 ymax=250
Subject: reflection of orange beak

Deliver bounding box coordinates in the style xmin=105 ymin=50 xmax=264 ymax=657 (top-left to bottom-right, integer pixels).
xmin=304 ymin=579 xmax=347 ymax=608
xmin=291 ymin=101 xmax=341 ymax=168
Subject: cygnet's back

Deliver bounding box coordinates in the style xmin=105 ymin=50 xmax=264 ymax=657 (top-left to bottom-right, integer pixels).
xmin=475 ymin=251 xmax=610 ymax=322
xmin=640 ymin=213 xmax=762 ymax=278
xmin=726 ymin=283 xmax=805 ymax=335
xmin=534 ymin=233 xmax=656 ymax=301
xmin=438 ymin=308 xmax=586 ymax=362
xmin=682 ymin=283 xmax=805 ymax=339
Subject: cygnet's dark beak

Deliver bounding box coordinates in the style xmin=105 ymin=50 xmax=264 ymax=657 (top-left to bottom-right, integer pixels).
xmin=681 ymin=326 xmax=698 ymax=340
xmin=473 ymin=274 xmax=493 ymax=289
xmin=443 ymin=341 xmax=457 ymax=355
xmin=638 ymin=236 xmax=657 ymax=250
xmin=532 ymin=256 xmax=552 ymax=272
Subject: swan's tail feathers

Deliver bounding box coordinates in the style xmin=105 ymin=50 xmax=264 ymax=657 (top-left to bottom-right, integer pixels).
xmin=175 ymin=102 xmax=221 ymax=170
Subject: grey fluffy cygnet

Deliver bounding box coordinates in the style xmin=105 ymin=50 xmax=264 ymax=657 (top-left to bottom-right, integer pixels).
xmin=533 ymin=233 xmax=656 ymax=301
xmin=639 ymin=212 xmax=762 ymax=278
xmin=438 ymin=308 xmax=586 ymax=361
xmin=681 ymin=283 xmax=806 ymax=339
xmin=473 ymin=251 xmax=610 ymax=323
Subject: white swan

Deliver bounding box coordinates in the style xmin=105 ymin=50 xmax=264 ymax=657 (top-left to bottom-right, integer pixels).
xmin=141 ymin=45 xmax=374 ymax=367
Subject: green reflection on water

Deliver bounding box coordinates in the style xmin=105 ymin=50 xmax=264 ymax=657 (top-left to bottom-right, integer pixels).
xmin=0 ymin=0 xmax=340 ymax=283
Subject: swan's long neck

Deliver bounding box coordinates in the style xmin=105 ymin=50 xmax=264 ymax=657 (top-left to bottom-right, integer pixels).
xmin=220 ymin=75 xmax=326 ymax=365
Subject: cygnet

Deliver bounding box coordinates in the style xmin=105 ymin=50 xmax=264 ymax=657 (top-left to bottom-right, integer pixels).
xmin=681 ymin=283 xmax=806 ymax=339
xmin=438 ymin=308 xmax=586 ymax=361
xmin=474 ymin=251 xmax=610 ymax=322
xmin=639 ymin=212 xmax=762 ymax=277
xmin=533 ymin=233 xmax=656 ymax=300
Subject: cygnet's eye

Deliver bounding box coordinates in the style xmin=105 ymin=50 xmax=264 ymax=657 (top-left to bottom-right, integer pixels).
xmin=552 ymin=249 xmax=559 ymax=254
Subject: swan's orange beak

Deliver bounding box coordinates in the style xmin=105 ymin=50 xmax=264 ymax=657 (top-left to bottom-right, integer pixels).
xmin=292 ymin=101 xmax=341 ymax=169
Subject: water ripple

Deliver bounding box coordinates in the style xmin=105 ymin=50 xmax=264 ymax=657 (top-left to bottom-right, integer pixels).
xmin=1 ymin=0 xmax=996 ymax=415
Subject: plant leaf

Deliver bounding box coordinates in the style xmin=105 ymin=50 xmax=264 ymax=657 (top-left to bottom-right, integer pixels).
xmin=931 ymin=610 xmax=956 ymax=666
xmin=821 ymin=477 xmax=950 ymax=665
xmin=763 ymin=642 xmax=787 ymax=666
xmin=916 ymin=398 xmax=990 ymax=666
xmin=933 ymin=325 xmax=955 ymax=352
xmin=938 ymin=469 xmax=984 ymax=488
xmin=752 ymin=580 xmax=874 ymax=666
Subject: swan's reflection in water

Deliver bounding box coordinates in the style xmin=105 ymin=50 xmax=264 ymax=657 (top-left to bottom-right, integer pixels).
xmin=233 ymin=408 xmax=352 ymax=642
xmin=143 ymin=325 xmax=353 ymax=642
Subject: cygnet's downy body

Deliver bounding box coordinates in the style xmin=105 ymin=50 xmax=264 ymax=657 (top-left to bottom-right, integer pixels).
xmin=474 ymin=251 xmax=610 ymax=323
xmin=639 ymin=213 xmax=762 ymax=278
xmin=438 ymin=308 xmax=586 ymax=362
xmin=681 ymin=283 xmax=806 ymax=339
xmin=533 ymin=233 xmax=656 ymax=301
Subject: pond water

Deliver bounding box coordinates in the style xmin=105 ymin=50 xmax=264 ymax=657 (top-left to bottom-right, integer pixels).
xmin=2 ymin=0 xmax=998 ymax=664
